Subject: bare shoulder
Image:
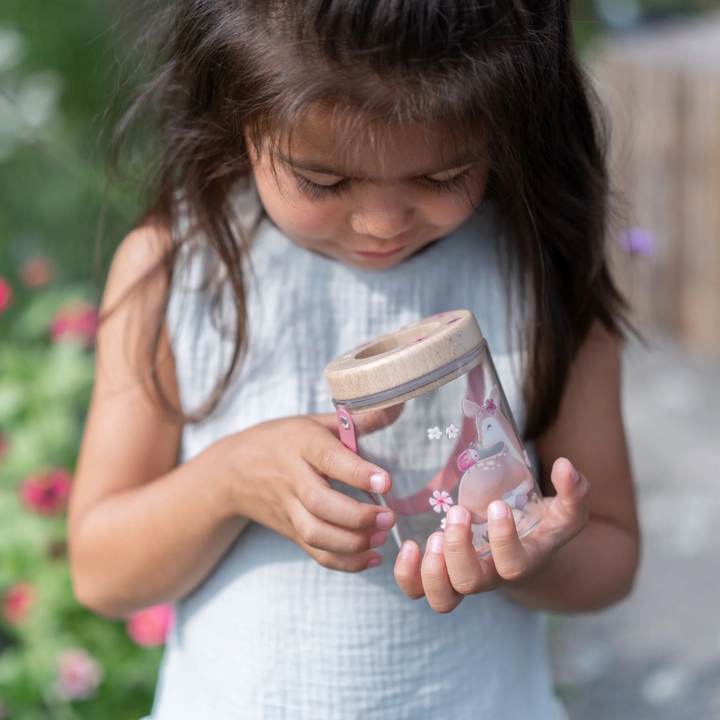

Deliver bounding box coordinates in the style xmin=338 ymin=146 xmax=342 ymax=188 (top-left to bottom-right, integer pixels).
xmin=101 ymin=224 xmax=173 ymax=322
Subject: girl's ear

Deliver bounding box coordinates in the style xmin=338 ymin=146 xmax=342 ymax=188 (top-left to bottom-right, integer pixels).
xmin=463 ymin=399 xmax=481 ymax=418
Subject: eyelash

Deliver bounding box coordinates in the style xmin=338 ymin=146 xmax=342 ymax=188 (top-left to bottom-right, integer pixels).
xmin=294 ymin=168 xmax=472 ymax=200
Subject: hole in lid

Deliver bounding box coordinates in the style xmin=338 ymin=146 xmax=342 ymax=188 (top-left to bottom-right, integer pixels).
xmin=354 ymin=322 xmax=439 ymax=359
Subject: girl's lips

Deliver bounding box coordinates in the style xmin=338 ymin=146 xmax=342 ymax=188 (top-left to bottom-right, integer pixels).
xmin=355 ymin=246 xmax=407 ymax=259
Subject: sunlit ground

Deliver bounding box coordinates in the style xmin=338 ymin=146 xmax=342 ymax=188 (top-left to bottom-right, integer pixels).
xmin=550 ymin=335 xmax=720 ymax=719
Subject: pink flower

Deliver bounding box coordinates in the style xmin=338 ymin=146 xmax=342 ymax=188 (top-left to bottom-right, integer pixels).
xmin=484 ymin=398 xmax=497 ymax=415
xmin=127 ymin=603 xmax=176 ymax=647
xmin=0 ymin=277 xmax=12 ymax=314
xmin=428 ymin=490 xmax=454 ymax=514
xmin=19 ymin=469 xmax=72 ymax=516
xmin=54 ymin=649 xmax=104 ymax=701
xmin=49 ymin=301 xmax=98 ymax=348
xmin=411 ymin=335 xmax=430 ymax=345
xmin=20 ymin=256 xmax=54 ymax=288
xmin=445 ymin=317 xmax=461 ymax=325
xmin=2 ymin=582 xmax=36 ymax=625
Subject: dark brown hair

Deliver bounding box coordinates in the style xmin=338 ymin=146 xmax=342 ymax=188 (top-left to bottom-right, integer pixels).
xmin=107 ymin=0 xmax=628 ymax=439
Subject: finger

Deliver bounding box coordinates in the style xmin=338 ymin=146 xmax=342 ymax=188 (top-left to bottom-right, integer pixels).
xmin=307 ymin=413 xmax=340 ymax=436
xmin=546 ymin=457 xmax=591 ymax=538
xmin=299 ymin=472 xmax=395 ymax=531
xmin=291 ymin=501 xmax=388 ymax=554
xmin=303 ymin=543 xmax=383 ymax=573
xmin=486 ymin=501 xmax=533 ymax=582
xmin=394 ymin=541 xmax=425 ymax=599
xmin=443 ymin=505 xmax=501 ymax=595
xmin=308 ymin=431 xmax=391 ymax=495
xmin=421 ymin=533 xmax=462 ymax=613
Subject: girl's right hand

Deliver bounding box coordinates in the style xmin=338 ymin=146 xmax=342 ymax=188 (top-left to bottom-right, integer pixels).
xmin=213 ymin=415 xmax=395 ymax=572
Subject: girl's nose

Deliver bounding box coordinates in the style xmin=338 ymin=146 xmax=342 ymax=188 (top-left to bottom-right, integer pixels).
xmin=350 ymin=191 xmax=414 ymax=240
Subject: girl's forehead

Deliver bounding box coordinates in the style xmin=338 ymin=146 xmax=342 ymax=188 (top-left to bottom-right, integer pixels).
xmin=270 ymin=107 xmax=484 ymax=179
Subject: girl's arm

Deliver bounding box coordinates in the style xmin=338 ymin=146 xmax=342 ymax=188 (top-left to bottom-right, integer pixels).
xmin=68 ymin=227 xmax=249 ymax=618
xmin=499 ymin=320 xmax=639 ymax=611
xmin=395 ymin=321 xmax=640 ymax=613
xmin=69 ymin=228 xmax=396 ymax=619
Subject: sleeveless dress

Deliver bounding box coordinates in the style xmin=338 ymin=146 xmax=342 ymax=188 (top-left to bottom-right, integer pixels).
xmin=146 ymin=189 xmax=565 ymax=720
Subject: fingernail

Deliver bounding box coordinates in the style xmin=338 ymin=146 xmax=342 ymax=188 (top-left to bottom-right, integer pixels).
xmin=427 ymin=534 xmax=444 ymax=554
xmin=370 ymin=531 xmax=386 ymax=548
xmin=376 ymin=512 xmax=394 ymax=530
xmin=367 ymin=556 xmax=381 ymax=568
xmin=488 ymin=501 xmax=510 ymax=520
xmin=446 ymin=505 xmax=467 ymax=525
xmin=370 ymin=472 xmax=386 ymax=493
xmin=399 ymin=541 xmax=414 ymax=560
xmin=571 ymin=464 xmax=580 ymax=483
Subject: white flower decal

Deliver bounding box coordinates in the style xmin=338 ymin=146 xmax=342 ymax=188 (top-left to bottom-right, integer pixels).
xmin=427 ymin=426 xmax=442 ymax=440
xmin=429 ymin=490 xmax=454 ymax=513
xmin=445 ymin=423 xmax=459 ymax=439
xmin=440 ymin=517 xmax=447 ymax=530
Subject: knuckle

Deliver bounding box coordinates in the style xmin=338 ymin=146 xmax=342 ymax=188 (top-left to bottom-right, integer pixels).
xmin=348 ymin=533 xmax=370 ymax=554
xmin=498 ymin=561 xmax=527 ymax=582
xmin=317 ymin=443 xmax=338 ymax=474
xmin=443 ymin=533 xmax=467 ymax=554
xmin=453 ymin=577 xmax=483 ymax=595
xmin=302 ymin=487 xmax=324 ymax=515
xmin=300 ymin=521 xmax=321 ymax=549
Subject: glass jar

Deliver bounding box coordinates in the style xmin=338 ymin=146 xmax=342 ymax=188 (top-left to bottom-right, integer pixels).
xmin=324 ymin=310 xmax=546 ymax=557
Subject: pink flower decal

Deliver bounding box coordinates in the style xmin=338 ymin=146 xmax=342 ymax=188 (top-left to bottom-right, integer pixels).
xmin=432 ymin=312 xmax=451 ymax=319
xmin=2 ymin=582 xmax=36 ymax=625
xmin=0 ymin=277 xmax=12 ymax=314
xmin=49 ymin=300 xmax=98 ymax=348
xmin=19 ymin=469 xmax=72 ymax=516
xmin=20 ymin=256 xmax=54 ymax=288
xmin=445 ymin=317 xmax=461 ymax=325
xmin=127 ymin=603 xmax=176 ymax=647
xmin=484 ymin=398 xmax=497 ymax=415
xmin=428 ymin=490 xmax=454 ymax=513
xmin=411 ymin=335 xmax=430 ymax=345
xmin=54 ymin=649 xmax=104 ymax=701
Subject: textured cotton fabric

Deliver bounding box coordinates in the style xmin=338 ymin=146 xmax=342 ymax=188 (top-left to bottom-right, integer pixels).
xmin=145 ymin=190 xmax=564 ymax=719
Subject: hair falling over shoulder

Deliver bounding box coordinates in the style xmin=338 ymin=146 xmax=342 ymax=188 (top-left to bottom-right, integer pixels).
xmin=108 ymin=0 xmax=629 ymax=438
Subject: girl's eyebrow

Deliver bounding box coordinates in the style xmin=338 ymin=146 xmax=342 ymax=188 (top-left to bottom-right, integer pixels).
xmin=273 ymin=150 xmax=480 ymax=180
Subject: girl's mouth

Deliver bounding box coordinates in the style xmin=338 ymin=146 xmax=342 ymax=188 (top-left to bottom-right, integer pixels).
xmin=355 ymin=246 xmax=407 ymax=259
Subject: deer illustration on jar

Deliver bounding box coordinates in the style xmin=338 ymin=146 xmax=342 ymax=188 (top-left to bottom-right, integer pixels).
xmin=457 ymin=385 xmax=536 ymax=540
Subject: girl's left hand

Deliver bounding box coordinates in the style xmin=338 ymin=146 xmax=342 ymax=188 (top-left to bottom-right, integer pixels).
xmin=394 ymin=457 xmax=590 ymax=613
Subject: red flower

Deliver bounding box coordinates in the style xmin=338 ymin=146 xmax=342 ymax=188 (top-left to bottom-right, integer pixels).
xmin=19 ymin=469 xmax=72 ymax=516
xmin=20 ymin=256 xmax=54 ymax=288
xmin=49 ymin=301 xmax=98 ymax=348
xmin=2 ymin=582 xmax=36 ymax=625
xmin=127 ymin=603 xmax=176 ymax=647
xmin=0 ymin=277 xmax=12 ymax=314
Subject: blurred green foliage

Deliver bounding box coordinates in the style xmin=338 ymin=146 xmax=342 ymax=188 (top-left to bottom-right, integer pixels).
xmin=0 ymin=0 xmax=140 ymax=320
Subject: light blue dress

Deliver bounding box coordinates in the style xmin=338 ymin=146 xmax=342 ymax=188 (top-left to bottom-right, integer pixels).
xmin=145 ymin=189 xmax=566 ymax=719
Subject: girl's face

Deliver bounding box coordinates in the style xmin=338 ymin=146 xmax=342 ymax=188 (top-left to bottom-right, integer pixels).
xmin=249 ymin=110 xmax=489 ymax=270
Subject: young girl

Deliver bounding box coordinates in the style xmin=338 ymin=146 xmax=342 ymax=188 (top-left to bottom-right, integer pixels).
xmin=68 ymin=0 xmax=640 ymax=717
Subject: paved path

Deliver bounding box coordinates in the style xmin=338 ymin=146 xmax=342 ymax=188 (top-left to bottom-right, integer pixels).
xmin=549 ymin=337 xmax=720 ymax=719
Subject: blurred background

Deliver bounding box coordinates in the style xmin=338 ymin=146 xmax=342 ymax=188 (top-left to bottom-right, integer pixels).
xmin=1 ymin=1 xmax=719 ymax=718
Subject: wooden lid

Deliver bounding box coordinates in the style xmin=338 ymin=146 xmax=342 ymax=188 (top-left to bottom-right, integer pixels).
xmin=324 ymin=310 xmax=484 ymax=405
